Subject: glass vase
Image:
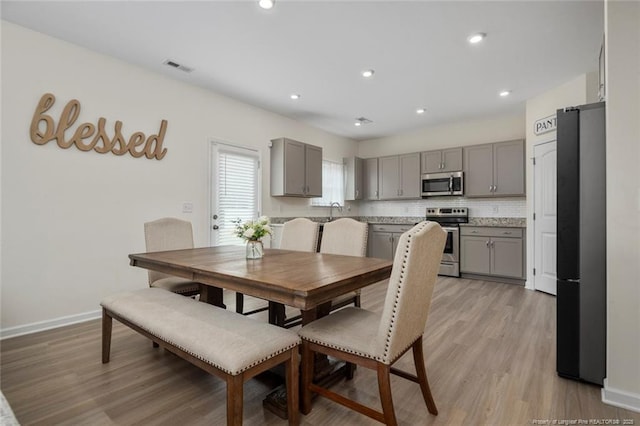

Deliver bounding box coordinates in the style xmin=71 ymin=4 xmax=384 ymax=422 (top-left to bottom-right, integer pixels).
xmin=246 ymin=240 xmax=264 ymax=259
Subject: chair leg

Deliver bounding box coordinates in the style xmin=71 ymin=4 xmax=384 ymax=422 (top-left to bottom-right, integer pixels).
xmin=377 ymin=363 xmax=398 ymax=426
xmin=235 ymin=292 xmax=244 ymax=314
xmin=412 ymin=339 xmax=438 ymax=415
xmin=286 ymin=349 xmax=300 ymax=425
xmin=300 ymin=340 xmax=315 ymax=415
xmin=101 ymin=309 xmax=112 ymax=364
xmin=226 ymin=374 xmax=243 ymax=426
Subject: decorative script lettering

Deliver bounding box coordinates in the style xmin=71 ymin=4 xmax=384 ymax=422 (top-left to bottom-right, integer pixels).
xmin=30 ymin=93 xmax=168 ymax=160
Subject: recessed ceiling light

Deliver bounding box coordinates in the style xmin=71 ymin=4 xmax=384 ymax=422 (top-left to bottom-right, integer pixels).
xmin=499 ymin=90 xmax=511 ymax=97
xmin=258 ymin=0 xmax=274 ymax=10
xmin=354 ymin=121 xmax=362 ymax=127
xmin=290 ymin=93 xmax=300 ymax=100
xmin=416 ymin=108 xmax=426 ymax=114
xmin=362 ymin=69 xmax=375 ymax=78
xmin=354 ymin=117 xmax=373 ymax=126
xmin=468 ymin=33 xmax=486 ymax=44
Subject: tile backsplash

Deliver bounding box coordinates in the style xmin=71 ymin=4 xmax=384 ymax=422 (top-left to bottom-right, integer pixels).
xmin=354 ymin=197 xmax=526 ymax=218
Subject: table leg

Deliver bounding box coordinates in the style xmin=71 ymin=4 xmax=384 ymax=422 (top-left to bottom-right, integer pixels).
xmin=198 ymin=285 xmax=225 ymax=308
xmin=263 ymin=301 xmax=350 ymax=419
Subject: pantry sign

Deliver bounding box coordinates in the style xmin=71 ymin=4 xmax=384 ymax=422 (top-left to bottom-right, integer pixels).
xmin=534 ymin=114 xmax=557 ymax=136
xmin=29 ymin=93 xmax=168 ymax=160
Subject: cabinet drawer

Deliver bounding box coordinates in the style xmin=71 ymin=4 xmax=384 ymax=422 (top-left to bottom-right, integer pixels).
xmin=370 ymin=224 xmax=413 ymax=233
xmin=460 ymin=226 xmax=523 ymax=238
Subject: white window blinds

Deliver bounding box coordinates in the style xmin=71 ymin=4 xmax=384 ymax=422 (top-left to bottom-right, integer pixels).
xmin=216 ymin=148 xmax=259 ymax=246
xmin=311 ymin=160 xmax=344 ymax=207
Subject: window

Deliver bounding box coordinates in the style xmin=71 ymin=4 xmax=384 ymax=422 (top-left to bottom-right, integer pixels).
xmin=311 ymin=160 xmax=344 ymax=207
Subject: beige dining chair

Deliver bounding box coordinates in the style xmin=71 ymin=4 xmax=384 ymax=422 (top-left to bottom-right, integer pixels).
xmin=298 ymin=221 xmax=446 ymax=425
xmin=320 ymin=218 xmax=368 ymax=310
xmin=237 ymin=218 xmax=321 ymax=318
xmin=267 ymin=218 xmax=320 ymax=325
xmin=144 ymin=217 xmax=201 ymax=298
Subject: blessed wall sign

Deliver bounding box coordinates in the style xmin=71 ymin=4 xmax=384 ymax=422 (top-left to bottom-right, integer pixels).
xmin=30 ymin=93 xmax=168 ymax=160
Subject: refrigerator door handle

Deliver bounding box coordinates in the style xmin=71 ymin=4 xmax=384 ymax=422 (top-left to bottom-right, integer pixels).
xmin=565 ymin=279 xmax=580 ymax=283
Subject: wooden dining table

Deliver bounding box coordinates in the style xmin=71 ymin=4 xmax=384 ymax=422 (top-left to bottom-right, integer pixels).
xmin=129 ymin=245 xmax=393 ymax=322
xmin=129 ymin=244 xmax=393 ymax=419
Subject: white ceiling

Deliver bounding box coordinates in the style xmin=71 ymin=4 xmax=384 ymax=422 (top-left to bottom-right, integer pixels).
xmin=1 ymin=1 xmax=604 ymax=141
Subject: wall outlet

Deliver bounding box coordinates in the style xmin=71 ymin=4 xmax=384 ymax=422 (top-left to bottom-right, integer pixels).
xmin=182 ymin=202 xmax=193 ymax=213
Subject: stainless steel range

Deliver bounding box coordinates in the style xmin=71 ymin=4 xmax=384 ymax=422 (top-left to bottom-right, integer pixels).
xmin=425 ymin=207 xmax=468 ymax=277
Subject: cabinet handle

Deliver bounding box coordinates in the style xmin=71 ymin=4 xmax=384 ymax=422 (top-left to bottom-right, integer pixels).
xmin=486 ymin=240 xmax=490 ymax=247
xmin=375 ymin=190 xmax=378 ymax=197
xmin=471 ymin=230 xmax=478 ymax=234
xmin=489 ymin=185 xmax=493 ymax=192
xmin=355 ymin=189 xmax=359 ymax=197
xmin=502 ymin=231 xmax=512 ymax=235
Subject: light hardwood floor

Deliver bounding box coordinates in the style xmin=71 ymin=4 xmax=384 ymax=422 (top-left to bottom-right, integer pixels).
xmin=1 ymin=278 xmax=638 ymax=425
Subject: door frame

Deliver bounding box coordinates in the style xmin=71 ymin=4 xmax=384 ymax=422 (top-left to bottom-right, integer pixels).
xmin=531 ymin=138 xmax=557 ymax=294
xmin=208 ymin=139 xmax=262 ymax=246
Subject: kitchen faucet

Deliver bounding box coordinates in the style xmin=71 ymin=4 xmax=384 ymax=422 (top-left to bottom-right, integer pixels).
xmin=328 ymin=201 xmax=342 ymax=222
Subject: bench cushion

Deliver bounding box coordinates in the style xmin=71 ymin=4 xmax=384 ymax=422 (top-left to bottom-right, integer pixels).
xmin=101 ymin=288 xmax=300 ymax=375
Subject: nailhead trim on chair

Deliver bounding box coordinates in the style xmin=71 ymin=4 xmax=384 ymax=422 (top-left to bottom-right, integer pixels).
xmin=382 ymin=222 xmax=430 ymax=364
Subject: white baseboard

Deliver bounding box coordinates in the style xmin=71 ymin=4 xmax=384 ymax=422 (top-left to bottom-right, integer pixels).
xmin=602 ymin=378 xmax=640 ymax=413
xmin=0 ymin=310 xmax=101 ymax=340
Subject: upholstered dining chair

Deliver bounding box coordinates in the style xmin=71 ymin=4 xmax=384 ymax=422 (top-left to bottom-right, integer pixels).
xmin=298 ymin=221 xmax=446 ymax=425
xmin=320 ymin=218 xmax=368 ymax=310
xmin=144 ymin=217 xmax=201 ymax=298
xmin=267 ymin=218 xmax=320 ymax=325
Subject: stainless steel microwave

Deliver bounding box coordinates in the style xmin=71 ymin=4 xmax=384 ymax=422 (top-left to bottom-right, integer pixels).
xmin=421 ymin=171 xmax=464 ymax=197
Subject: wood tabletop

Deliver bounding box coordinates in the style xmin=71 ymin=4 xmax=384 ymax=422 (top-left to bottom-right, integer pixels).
xmin=129 ymin=246 xmax=393 ymax=311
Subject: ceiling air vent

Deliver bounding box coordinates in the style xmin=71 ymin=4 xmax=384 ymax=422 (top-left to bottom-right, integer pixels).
xmin=162 ymin=59 xmax=194 ymax=73
xmin=354 ymin=117 xmax=373 ymax=127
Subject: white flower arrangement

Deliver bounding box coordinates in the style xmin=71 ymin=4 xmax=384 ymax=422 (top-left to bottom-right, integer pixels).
xmin=233 ymin=216 xmax=272 ymax=241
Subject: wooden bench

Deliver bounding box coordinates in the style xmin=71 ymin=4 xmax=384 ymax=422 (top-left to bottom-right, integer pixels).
xmin=101 ymin=288 xmax=300 ymax=426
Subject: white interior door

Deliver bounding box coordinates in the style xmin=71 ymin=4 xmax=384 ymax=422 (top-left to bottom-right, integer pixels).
xmin=210 ymin=142 xmax=261 ymax=246
xmin=533 ymin=140 xmax=557 ymax=295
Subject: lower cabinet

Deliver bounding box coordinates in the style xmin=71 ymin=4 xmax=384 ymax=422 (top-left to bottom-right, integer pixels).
xmin=460 ymin=226 xmax=525 ymax=279
xmin=368 ymin=224 xmax=413 ymax=259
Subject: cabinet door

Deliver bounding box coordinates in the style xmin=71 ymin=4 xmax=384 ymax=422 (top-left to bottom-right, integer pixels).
xmin=463 ymin=143 xmax=494 ymax=197
xmin=398 ymin=153 xmax=420 ymax=198
xmin=460 ymin=236 xmax=491 ymax=274
xmin=364 ymin=158 xmax=379 ymax=200
xmin=283 ymin=139 xmax=306 ymax=195
xmin=305 ymin=144 xmax=323 ymax=197
xmin=493 ymin=140 xmax=525 ymax=196
xmin=441 ymin=148 xmax=463 ymax=172
xmin=421 ymin=150 xmax=442 ymax=174
xmin=344 ymin=157 xmax=363 ymax=201
xmin=378 ymin=156 xmax=400 ymax=200
xmin=491 ymin=237 xmax=524 ymax=278
xmin=369 ymin=231 xmax=393 ymax=260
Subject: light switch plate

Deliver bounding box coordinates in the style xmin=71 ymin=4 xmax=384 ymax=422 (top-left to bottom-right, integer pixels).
xmin=182 ymin=202 xmax=193 ymax=213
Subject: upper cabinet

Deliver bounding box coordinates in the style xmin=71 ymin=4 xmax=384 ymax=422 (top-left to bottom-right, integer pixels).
xmin=421 ymin=148 xmax=463 ymax=174
xmin=270 ymin=137 xmax=322 ymax=197
xmin=378 ymin=153 xmax=421 ymax=200
xmin=363 ymin=157 xmax=379 ymax=200
xmin=463 ymin=139 xmax=525 ymax=197
xmin=344 ymin=156 xmax=364 ymax=201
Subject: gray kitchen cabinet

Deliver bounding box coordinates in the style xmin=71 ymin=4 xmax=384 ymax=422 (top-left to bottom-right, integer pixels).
xmin=368 ymin=224 xmax=413 ymax=259
xmin=344 ymin=156 xmax=363 ymax=201
xmin=421 ymin=148 xmax=463 ymax=174
xmin=363 ymin=157 xmax=379 ymax=200
xmin=460 ymin=226 xmax=525 ymax=279
xmin=378 ymin=153 xmax=420 ymax=200
xmin=270 ymin=137 xmax=322 ymax=197
xmin=463 ymin=139 xmax=525 ymax=197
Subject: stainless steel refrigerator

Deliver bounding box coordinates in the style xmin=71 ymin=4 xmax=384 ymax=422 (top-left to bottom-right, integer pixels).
xmin=556 ymin=101 xmax=606 ymax=386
